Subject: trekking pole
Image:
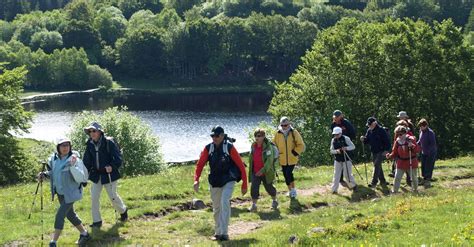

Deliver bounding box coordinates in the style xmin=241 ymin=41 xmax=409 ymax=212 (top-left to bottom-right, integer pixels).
xmin=409 ymin=148 xmax=415 ymax=191
xmin=343 ymin=150 xmax=364 ymax=181
xmin=40 ymin=167 xmax=44 ymax=242
xmin=361 ymin=140 xmax=369 ymax=185
xmin=342 ymin=149 xmax=353 ymax=186
xmin=108 ymin=173 xmax=118 ymax=222
xmin=28 ymin=162 xmax=46 ymax=242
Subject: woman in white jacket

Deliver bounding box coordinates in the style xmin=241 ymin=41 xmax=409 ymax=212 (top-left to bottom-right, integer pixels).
xmin=330 ymin=127 xmax=357 ymax=193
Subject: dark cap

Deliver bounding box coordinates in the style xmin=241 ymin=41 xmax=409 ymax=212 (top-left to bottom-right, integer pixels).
xmin=366 ymin=117 xmax=377 ymax=127
xmin=333 ymin=110 xmax=342 ymax=117
xmin=210 ymin=126 xmax=224 ymax=137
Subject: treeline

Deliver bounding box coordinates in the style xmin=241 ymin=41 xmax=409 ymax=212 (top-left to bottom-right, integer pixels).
xmin=0 ymin=0 xmax=473 ymax=90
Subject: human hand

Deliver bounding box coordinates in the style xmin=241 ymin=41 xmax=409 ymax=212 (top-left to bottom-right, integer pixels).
xmin=37 ymin=172 xmax=46 ymax=181
xmin=105 ymin=166 xmax=112 ymax=173
xmin=69 ymin=155 xmax=77 ymax=165
xmin=360 ymin=136 xmax=365 ymax=142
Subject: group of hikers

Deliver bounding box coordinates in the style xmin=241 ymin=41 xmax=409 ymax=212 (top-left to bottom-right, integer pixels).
xmin=37 ymin=109 xmax=437 ymax=245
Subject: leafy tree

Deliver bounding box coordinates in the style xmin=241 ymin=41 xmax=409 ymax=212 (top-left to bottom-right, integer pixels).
xmin=269 ymin=18 xmax=473 ymax=165
xmin=29 ymin=30 xmax=63 ymax=53
xmin=69 ymin=107 xmax=165 ymax=177
xmin=465 ymin=6 xmax=474 ymax=33
xmin=0 ymin=20 xmax=14 ymax=42
xmin=94 ymin=6 xmax=127 ymax=45
xmin=0 ymin=65 xmax=35 ymax=185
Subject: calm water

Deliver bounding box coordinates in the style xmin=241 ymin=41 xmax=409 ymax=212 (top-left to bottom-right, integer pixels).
xmin=21 ymin=91 xmax=272 ymax=162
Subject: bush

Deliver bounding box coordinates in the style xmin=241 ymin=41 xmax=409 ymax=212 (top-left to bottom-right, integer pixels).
xmin=86 ymin=64 xmax=113 ymax=89
xmin=68 ymin=107 xmax=165 ymax=176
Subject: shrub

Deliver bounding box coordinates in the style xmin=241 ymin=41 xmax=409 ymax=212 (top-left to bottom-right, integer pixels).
xmin=86 ymin=64 xmax=113 ymax=89
xmin=68 ymin=107 xmax=165 ymax=176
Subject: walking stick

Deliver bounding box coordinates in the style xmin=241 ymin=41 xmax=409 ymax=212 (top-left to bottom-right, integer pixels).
xmin=108 ymin=173 xmax=118 ymax=222
xmin=409 ymin=148 xmax=415 ymax=191
xmin=361 ymin=140 xmax=369 ymax=185
xmin=343 ymin=150 xmax=364 ymax=181
xmin=342 ymin=150 xmax=353 ymax=187
xmin=28 ymin=162 xmax=47 ymax=242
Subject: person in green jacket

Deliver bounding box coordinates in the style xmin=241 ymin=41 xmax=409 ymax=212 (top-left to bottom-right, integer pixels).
xmin=248 ymin=128 xmax=278 ymax=212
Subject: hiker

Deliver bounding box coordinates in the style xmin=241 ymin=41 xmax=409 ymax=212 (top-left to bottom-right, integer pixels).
xmin=193 ymin=126 xmax=248 ymax=241
xmin=417 ymin=119 xmax=437 ymax=187
xmin=360 ymin=117 xmax=390 ymax=188
xmin=386 ymin=126 xmax=421 ymax=193
xmin=330 ymin=110 xmax=356 ymax=188
xmin=273 ymin=117 xmax=305 ymax=198
xmin=330 ymin=127 xmax=357 ymax=193
xmin=389 ymin=119 xmax=414 ymax=185
xmin=248 ymin=128 xmax=278 ymax=212
xmin=83 ymin=122 xmax=127 ymax=228
xmin=397 ymin=111 xmax=416 ymax=135
xmin=38 ymin=138 xmax=90 ymax=247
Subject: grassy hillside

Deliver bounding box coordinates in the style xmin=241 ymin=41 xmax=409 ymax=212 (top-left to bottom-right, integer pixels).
xmin=1 ymin=155 xmax=472 ymax=246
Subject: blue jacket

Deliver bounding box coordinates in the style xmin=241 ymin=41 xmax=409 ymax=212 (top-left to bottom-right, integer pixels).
xmin=47 ymin=151 xmax=83 ymax=204
xmin=83 ymin=135 xmax=122 ymax=184
xmin=363 ymin=125 xmax=390 ymax=154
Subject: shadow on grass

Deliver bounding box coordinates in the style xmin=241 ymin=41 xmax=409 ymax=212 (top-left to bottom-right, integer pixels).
xmin=257 ymin=209 xmax=282 ymax=220
xmin=219 ymin=237 xmax=258 ymax=246
xmin=349 ymin=186 xmax=377 ymax=202
xmin=230 ymin=207 xmax=248 ymax=217
xmin=288 ymin=198 xmax=305 ymax=214
xmin=89 ymin=222 xmax=125 ymax=245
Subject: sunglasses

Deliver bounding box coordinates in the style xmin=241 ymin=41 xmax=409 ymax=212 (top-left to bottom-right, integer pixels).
xmin=211 ymin=134 xmax=221 ymax=138
xmin=280 ymin=124 xmax=289 ymax=127
xmin=255 ymin=135 xmax=264 ymax=138
xmin=88 ymin=129 xmax=98 ymax=134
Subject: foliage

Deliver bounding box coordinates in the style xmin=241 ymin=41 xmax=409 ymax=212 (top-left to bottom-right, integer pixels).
xmin=0 ymin=66 xmax=35 ymax=185
xmin=269 ymin=18 xmax=474 ymax=165
xmin=68 ymin=107 xmax=165 ymax=177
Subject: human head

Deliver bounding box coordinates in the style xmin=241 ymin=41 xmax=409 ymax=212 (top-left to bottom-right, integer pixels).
xmin=254 ymin=128 xmax=266 ymax=144
xmin=333 ymin=110 xmax=343 ymax=121
xmin=84 ymin=121 xmax=103 ymax=142
xmin=280 ymin=117 xmax=290 ymax=130
xmin=418 ymin=118 xmax=429 ymax=130
xmin=394 ymin=125 xmax=407 ymax=138
xmin=396 ymin=120 xmax=408 ymax=127
xmin=366 ymin=117 xmax=377 ymax=129
xmin=397 ymin=111 xmax=409 ymax=120
xmin=56 ymin=137 xmax=72 ymax=156
xmin=332 ymin=126 xmax=342 ymax=138
xmin=210 ymin=126 xmax=225 ymax=145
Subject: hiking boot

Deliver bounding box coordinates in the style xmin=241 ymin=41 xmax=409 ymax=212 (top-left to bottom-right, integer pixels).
xmin=351 ymin=185 xmax=358 ymax=191
xmin=89 ymin=221 xmax=102 ymax=228
xmin=49 ymin=242 xmax=57 ymax=247
xmin=219 ymin=234 xmax=229 ymax=241
xmin=210 ymin=235 xmax=221 ymax=241
xmin=271 ymin=200 xmax=279 ymax=210
xmin=120 ymin=209 xmax=128 ymax=221
xmin=248 ymin=203 xmax=257 ymax=212
xmin=331 ymin=191 xmax=338 ymax=194
xmin=289 ymin=189 xmax=297 ymax=198
xmin=76 ymin=232 xmax=91 ymax=246
xmin=368 ymin=183 xmax=377 ymax=189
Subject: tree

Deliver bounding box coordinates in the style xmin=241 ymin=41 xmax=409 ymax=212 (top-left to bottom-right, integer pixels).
xmin=29 ymin=30 xmax=63 ymax=53
xmin=94 ymin=6 xmax=127 ymax=45
xmin=269 ymin=18 xmax=473 ymax=165
xmin=0 ymin=65 xmax=35 ymax=185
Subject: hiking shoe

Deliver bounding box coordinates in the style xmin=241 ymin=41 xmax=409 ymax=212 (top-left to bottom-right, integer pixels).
xmin=351 ymin=185 xmax=358 ymax=191
xmin=368 ymin=183 xmax=377 ymax=189
xmin=248 ymin=204 xmax=257 ymax=212
xmin=76 ymin=232 xmax=91 ymax=246
xmin=49 ymin=242 xmax=57 ymax=247
xmin=210 ymin=235 xmax=221 ymax=241
xmin=289 ymin=189 xmax=297 ymax=198
xmin=89 ymin=221 xmax=102 ymax=228
xmin=120 ymin=209 xmax=128 ymax=221
xmin=271 ymin=200 xmax=279 ymax=210
xmin=219 ymin=234 xmax=229 ymax=241
xmin=331 ymin=191 xmax=338 ymax=194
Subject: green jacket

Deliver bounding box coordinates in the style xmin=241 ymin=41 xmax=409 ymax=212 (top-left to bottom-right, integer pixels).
xmin=248 ymin=138 xmax=276 ymax=184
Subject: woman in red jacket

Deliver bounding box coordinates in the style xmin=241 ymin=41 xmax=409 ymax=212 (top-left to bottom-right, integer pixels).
xmin=386 ymin=126 xmax=421 ymax=193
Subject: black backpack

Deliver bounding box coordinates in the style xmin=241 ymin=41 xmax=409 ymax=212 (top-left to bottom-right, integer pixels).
xmin=207 ymin=140 xmax=241 ymax=184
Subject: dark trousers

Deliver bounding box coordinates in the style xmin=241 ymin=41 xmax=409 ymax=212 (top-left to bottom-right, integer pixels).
xmin=250 ymin=173 xmax=277 ymax=200
xmin=371 ymin=152 xmax=387 ymax=185
xmin=281 ymin=165 xmax=296 ymax=185
xmin=421 ymin=152 xmax=437 ymax=180
xmin=54 ymin=195 xmax=82 ymax=230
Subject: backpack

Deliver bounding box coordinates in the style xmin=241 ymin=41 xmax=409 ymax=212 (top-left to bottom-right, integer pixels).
xmin=106 ymin=137 xmax=122 ymax=156
xmin=208 ymin=140 xmax=241 ymax=183
xmin=270 ymin=142 xmax=280 ymax=179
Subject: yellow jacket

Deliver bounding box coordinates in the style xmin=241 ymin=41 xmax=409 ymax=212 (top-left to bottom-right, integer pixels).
xmin=273 ymin=128 xmax=305 ymax=166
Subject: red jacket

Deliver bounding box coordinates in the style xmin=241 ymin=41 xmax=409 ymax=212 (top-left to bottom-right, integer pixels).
xmin=194 ymin=145 xmax=248 ymax=190
xmin=387 ymin=136 xmax=421 ymax=170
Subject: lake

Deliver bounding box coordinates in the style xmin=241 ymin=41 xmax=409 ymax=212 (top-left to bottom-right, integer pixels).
xmin=21 ymin=90 xmax=273 ymax=162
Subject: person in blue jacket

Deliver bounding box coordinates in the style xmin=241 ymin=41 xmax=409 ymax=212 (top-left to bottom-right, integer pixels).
xmin=39 ymin=137 xmax=90 ymax=247
xmin=83 ymin=122 xmax=127 ymax=228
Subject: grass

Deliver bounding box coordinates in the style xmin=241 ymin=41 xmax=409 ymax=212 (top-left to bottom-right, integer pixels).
xmin=1 ymin=152 xmax=473 ymax=245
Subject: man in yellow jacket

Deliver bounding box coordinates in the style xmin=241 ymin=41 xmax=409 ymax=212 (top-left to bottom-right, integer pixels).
xmin=273 ymin=117 xmax=305 ymax=198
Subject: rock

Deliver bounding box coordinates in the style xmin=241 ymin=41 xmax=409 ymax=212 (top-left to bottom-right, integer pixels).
xmin=310 ymin=227 xmax=325 ymax=233
xmin=288 ymin=235 xmax=298 ymax=244
xmin=191 ymin=198 xmax=206 ymax=210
